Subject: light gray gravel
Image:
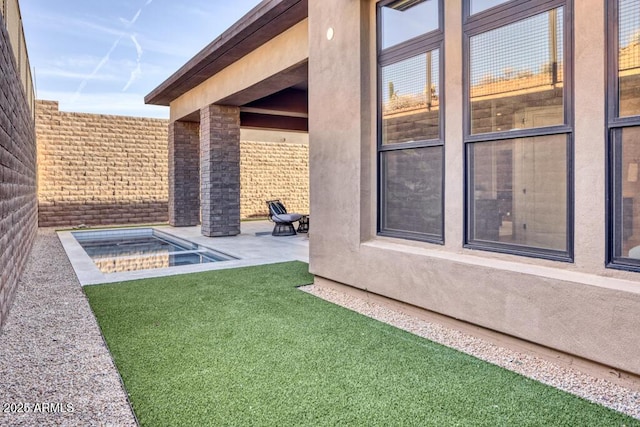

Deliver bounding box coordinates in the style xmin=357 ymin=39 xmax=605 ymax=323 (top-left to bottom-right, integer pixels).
xmin=0 ymin=229 xmax=137 ymax=427
xmin=301 ymin=284 xmax=640 ymax=420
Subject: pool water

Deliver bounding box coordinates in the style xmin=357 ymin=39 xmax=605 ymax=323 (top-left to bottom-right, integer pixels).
xmin=81 ymin=236 xmax=188 ymax=259
xmin=73 ymin=228 xmax=234 ymax=274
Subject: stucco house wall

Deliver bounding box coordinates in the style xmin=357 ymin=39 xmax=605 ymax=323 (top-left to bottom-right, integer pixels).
xmin=308 ymin=0 xmax=640 ymax=376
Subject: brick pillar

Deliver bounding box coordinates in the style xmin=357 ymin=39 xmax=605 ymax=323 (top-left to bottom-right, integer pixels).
xmin=200 ymin=104 xmax=241 ymax=237
xmin=168 ymin=120 xmax=200 ymax=226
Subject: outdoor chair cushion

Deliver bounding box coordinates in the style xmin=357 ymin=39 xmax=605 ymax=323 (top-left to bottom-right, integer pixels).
xmin=272 ymin=212 xmax=303 ymax=223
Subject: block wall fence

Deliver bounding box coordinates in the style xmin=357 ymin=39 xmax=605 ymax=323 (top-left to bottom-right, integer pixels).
xmin=36 ymin=101 xmax=169 ymax=227
xmin=0 ymin=11 xmax=37 ymax=331
xmin=36 ymin=100 xmax=309 ymax=228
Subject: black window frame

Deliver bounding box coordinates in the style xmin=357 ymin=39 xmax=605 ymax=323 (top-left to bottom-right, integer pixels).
xmin=606 ymin=0 xmax=640 ymax=271
xmin=376 ymin=0 xmax=446 ymax=244
xmin=462 ymin=0 xmax=574 ymax=262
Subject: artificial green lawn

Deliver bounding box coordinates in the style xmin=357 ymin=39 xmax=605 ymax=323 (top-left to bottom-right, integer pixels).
xmin=84 ymin=262 xmax=638 ymax=426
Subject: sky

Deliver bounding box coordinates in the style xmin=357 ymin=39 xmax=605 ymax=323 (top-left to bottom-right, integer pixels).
xmin=20 ymin=0 xmax=262 ymax=118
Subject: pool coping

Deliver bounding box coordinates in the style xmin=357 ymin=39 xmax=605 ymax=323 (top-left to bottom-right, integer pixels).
xmin=58 ymin=223 xmax=309 ymax=286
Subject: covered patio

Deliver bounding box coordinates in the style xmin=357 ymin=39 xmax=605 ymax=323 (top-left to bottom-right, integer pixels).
xmin=145 ymin=0 xmax=309 ymax=238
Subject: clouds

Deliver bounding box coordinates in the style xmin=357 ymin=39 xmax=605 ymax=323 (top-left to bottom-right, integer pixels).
xmin=74 ymin=36 xmax=123 ymax=101
xmin=76 ymin=1 xmax=155 ymax=97
xmin=37 ymin=68 xmax=118 ymax=82
xmin=20 ymin=0 xmax=262 ymax=118
xmin=122 ymin=35 xmax=143 ymax=92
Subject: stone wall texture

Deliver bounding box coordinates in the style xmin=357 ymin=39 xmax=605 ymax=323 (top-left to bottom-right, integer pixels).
xmin=0 ymin=13 xmax=37 ymax=332
xmin=240 ymin=140 xmax=309 ymax=218
xmin=36 ymin=100 xmax=170 ymax=228
xmin=200 ymin=105 xmax=241 ymax=237
xmin=36 ymin=100 xmax=310 ymax=227
xmin=168 ymin=120 xmax=200 ymax=227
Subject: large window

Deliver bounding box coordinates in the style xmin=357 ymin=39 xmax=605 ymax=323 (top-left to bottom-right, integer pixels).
xmin=377 ymin=0 xmax=444 ymax=243
xmin=464 ymin=0 xmax=572 ymax=260
xmin=609 ymin=0 xmax=640 ymax=270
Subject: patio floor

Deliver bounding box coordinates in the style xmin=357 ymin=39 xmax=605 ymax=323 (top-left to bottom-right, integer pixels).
xmin=59 ymin=220 xmax=309 ymax=285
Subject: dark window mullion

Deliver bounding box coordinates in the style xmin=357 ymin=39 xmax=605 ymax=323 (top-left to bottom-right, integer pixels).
xmin=379 ymin=32 xmax=443 ymax=65
xmin=465 ymin=126 xmax=572 ymax=143
xmin=609 ymin=116 xmax=640 ymax=129
xmin=465 ymin=0 xmax=563 ymax=34
xmin=379 ymin=140 xmax=444 ymax=152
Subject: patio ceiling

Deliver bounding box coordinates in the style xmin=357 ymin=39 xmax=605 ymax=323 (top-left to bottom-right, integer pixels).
xmin=180 ymin=61 xmax=308 ymax=131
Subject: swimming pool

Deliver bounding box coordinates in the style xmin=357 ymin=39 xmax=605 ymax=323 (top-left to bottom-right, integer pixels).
xmin=72 ymin=228 xmax=235 ymax=274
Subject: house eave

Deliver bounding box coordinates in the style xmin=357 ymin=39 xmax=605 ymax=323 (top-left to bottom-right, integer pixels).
xmin=144 ymin=0 xmax=308 ymax=106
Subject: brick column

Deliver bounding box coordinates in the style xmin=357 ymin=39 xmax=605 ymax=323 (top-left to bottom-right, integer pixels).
xmin=200 ymin=104 xmax=241 ymax=237
xmin=168 ymin=120 xmax=200 ymax=226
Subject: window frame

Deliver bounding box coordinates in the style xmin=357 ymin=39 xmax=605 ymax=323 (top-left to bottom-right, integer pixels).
xmin=606 ymin=0 xmax=640 ymax=271
xmin=376 ymin=0 xmax=446 ymax=244
xmin=462 ymin=0 xmax=574 ymax=262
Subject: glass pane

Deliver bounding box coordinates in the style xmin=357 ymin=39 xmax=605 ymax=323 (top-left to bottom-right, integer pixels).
xmin=381 ymin=146 xmax=443 ymax=237
xmin=470 ymin=0 xmax=510 ymax=15
xmin=381 ymin=0 xmax=439 ymax=50
xmin=382 ymin=50 xmax=440 ymax=144
xmin=618 ymin=127 xmax=640 ymax=258
xmin=469 ymin=8 xmax=564 ymax=134
xmin=619 ymin=0 xmax=640 ymax=117
xmin=470 ymin=135 xmax=567 ymax=251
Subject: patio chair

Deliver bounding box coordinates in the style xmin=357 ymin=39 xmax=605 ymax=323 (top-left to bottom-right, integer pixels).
xmin=266 ymin=200 xmax=303 ymax=236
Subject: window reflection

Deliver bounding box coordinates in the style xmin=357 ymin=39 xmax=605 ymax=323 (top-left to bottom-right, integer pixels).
xmin=470 ymin=0 xmax=510 ymax=15
xmin=470 ymin=8 xmax=564 ymax=134
xmin=619 ymin=0 xmax=640 ymax=117
xmin=470 ymin=135 xmax=567 ymax=251
xmin=382 ymin=50 xmax=440 ymax=144
xmin=381 ymin=147 xmax=443 ymax=237
xmin=381 ymin=0 xmax=439 ymax=49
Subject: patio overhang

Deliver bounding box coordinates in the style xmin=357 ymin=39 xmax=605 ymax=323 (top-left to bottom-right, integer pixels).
xmin=145 ymin=0 xmax=309 ymax=131
xmin=178 ymin=61 xmax=309 ymax=132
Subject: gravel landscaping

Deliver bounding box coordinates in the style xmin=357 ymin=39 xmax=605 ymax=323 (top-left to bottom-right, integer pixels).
xmin=0 ymin=228 xmax=637 ymax=425
xmin=0 ymin=229 xmax=136 ymax=426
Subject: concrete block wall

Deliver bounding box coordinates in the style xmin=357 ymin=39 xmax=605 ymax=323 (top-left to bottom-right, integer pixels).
xmin=240 ymin=140 xmax=309 ymax=217
xmin=36 ymin=100 xmax=310 ymax=226
xmin=471 ymin=87 xmax=564 ymax=133
xmin=0 ymin=11 xmax=37 ymax=331
xmin=36 ymin=100 xmax=169 ymax=227
xmin=383 ymin=108 xmax=439 ymax=143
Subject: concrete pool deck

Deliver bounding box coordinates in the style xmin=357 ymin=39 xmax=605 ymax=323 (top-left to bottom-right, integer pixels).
xmin=59 ymin=220 xmax=309 ymax=285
